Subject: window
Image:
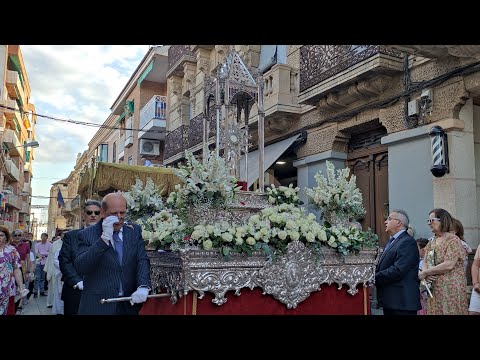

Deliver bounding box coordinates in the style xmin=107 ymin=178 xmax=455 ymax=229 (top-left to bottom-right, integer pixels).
xmin=128 ymin=155 xmax=133 ymax=165
xmin=98 ymin=144 xmax=108 ymax=162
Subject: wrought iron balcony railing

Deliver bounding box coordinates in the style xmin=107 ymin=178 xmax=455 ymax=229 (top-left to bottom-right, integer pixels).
xmin=187 ymin=113 xmax=204 ymax=149
xmin=299 ymin=45 xmax=402 ymax=92
xmin=164 ymin=125 xmax=189 ymax=160
xmin=168 ymin=45 xmax=196 ymax=73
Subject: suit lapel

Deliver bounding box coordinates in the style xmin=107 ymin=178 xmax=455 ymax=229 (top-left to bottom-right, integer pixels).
xmin=378 ymin=231 xmax=406 ymax=266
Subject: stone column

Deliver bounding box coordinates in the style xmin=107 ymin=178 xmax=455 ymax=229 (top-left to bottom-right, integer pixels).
xmin=432 ymin=99 xmax=479 ymax=248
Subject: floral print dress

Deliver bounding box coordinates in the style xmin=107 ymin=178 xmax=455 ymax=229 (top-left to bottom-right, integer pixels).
xmin=425 ymin=234 xmax=468 ymax=315
xmin=0 ymin=245 xmax=21 ymax=315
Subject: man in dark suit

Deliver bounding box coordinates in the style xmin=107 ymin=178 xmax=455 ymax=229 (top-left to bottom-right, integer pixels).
xmin=375 ymin=209 xmax=421 ymax=315
xmin=75 ymin=192 xmax=151 ymax=315
xmin=59 ymin=199 xmax=102 ymax=315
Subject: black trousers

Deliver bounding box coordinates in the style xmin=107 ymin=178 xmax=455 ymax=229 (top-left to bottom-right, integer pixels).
xmin=61 ymin=286 xmax=82 ymax=315
xmin=383 ymin=308 xmax=417 ymax=315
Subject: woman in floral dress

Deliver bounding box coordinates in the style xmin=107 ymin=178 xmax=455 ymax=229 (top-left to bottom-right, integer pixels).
xmin=0 ymin=225 xmax=25 ymax=315
xmin=419 ymin=209 xmax=468 ymax=315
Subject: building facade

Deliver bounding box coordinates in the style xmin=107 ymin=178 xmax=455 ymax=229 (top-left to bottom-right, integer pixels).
xmin=59 ymin=45 xmax=170 ymax=213
xmin=163 ymin=45 xmax=480 ymax=249
xmin=0 ymin=45 xmax=37 ymax=232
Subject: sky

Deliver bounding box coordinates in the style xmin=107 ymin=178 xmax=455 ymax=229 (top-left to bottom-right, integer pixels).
xmin=21 ymin=45 xmax=149 ymax=206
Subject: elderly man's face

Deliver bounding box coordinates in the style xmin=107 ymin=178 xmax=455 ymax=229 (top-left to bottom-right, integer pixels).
xmin=12 ymin=231 xmax=23 ymax=245
xmin=101 ymin=196 xmax=127 ymax=231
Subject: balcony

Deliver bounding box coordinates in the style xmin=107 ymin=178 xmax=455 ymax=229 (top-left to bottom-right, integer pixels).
xmin=139 ymin=95 xmax=167 ymax=140
xmin=125 ymin=116 xmax=134 ymax=148
xmin=5 ymin=193 xmax=20 ymax=209
xmin=24 ymin=162 xmax=32 ymax=173
xmin=2 ymin=129 xmax=22 ymax=156
xmin=298 ymin=45 xmax=403 ymax=106
xmin=0 ymin=99 xmax=22 ymax=131
xmin=263 ymin=64 xmax=302 ymax=133
xmin=20 ymin=202 xmax=29 ymax=214
xmin=71 ymin=195 xmax=80 ymax=210
xmin=187 ymin=113 xmax=204 ymax=149
xmin=6 ymin=70 xmax=27 ymax=106
xmin=164 ymin=125 xmax=189 ymax=162
xmin=5 ymin=159 xmax=20 ymax=182
xmin=167 ymin=45 xmax=197 ymax=78
xmin=22 ymin=182 xmax=31 ymax=195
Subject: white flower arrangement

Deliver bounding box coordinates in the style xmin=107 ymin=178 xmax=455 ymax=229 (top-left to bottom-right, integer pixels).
xmin=140 ymin=209 xmax=187 ymax=249
xmin=170 ymin=150 xmax=240 ymax=209
xmin=123 ymin=177 xmax=165 ymax=222
xmin=266 ymin=184 xmax=302 ymax=206
xmin=305 ymin=161 xmax=365 ymax=225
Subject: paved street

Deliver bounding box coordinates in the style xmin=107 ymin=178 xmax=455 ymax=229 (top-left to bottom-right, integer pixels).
xmin=19 ymin=293 xmax=54 ymax=316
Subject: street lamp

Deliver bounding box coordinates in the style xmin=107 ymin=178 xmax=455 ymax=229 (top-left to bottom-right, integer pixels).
xmin=22 ymin=141 xmax=39 ymax=149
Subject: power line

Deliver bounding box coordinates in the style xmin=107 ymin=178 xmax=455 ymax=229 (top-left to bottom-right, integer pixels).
xmin=0 ymin=104 xmax=171 ymax=134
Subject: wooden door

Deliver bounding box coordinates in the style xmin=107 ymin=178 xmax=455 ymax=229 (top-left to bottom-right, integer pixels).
xmin=347 ymin=148 xmax=389 ymax=247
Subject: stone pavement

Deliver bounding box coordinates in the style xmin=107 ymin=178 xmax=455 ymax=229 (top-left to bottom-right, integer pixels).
xmin=19 ymin=292 xmax=54 ymax=315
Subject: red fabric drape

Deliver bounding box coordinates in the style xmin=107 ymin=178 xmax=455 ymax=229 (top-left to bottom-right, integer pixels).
xmin=140 ymin=285 xmax=370 ymax=315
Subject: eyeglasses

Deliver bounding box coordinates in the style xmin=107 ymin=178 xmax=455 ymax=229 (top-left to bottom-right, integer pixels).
xmin=13 ymin=234 xmax=22 ymax=237
xmin=86 ymin=210 xmax=101 ymax=215
xmin=386 ymin=216 xmax=400 ymax=222
xmin=427 ymin=217 xmax=441 ymax=224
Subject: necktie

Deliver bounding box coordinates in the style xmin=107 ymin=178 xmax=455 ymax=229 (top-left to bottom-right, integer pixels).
xmin=113 ymin=231 xmax=123 ymax=296
xmin=384 ymin=236 xmax=395 ymax=252
xmin=113 ymin=231 xmax=123 ymax=264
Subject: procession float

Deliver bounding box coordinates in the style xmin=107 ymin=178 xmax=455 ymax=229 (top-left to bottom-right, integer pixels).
xmin=124 ymin=151 xmax=379 ymax=315
xmin=124 ymin=50 xmax=379 ymax=315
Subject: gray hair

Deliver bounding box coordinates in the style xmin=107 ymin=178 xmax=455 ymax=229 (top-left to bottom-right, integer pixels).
xmin=84 ymin=199 xmax=102 ymax=210
xmin=12 ymin=229 xmax=23 ymax=236
xmin=392 ymin=209 xmax=409 ymax=228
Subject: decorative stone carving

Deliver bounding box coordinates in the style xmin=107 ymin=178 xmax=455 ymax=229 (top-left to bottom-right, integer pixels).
xmin=430 ymin=80 xmax=469 ymax=120
xmin=317 ymin=75 xmax=392 ymax=112
xmin=266 ymin=116 xmax=294 ymax=134
xmin=169 ymin=76 xmax=182 ymax=96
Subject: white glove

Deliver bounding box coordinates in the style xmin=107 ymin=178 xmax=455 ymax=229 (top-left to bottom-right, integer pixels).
xmin=75 ymin=281 xmax=84 ymax=290
xmin=130 ymin=287 xmax=149 ymax=305
xmin=101 ymin=215 xmax=119 ymax=244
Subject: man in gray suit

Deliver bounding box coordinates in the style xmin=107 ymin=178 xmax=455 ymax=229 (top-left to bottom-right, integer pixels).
xmin=75 ymin=192 xmax=151 ymax=315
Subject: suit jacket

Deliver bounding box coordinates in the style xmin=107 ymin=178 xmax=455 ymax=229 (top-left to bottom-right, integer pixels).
xmin=59 ymin=228 xmax=83 ymax=315
xmin=375 ymin=231 xmax=421 ymax=311
xmin=74 ymin=220 xmax=151 ymax=315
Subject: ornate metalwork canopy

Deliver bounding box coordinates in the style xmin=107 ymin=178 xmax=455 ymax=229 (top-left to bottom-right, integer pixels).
xmin=203 ymin=49 xmax=265 ymax=190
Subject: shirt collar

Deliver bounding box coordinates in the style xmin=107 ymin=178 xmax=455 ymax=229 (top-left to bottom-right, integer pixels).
xmin=392 ymin=229 xmax=406 ymax=240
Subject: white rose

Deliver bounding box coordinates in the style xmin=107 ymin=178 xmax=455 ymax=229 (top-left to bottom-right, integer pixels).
xmin=203 ymin=240 xmax=213 ymax=250
xmin=278 ymin=231 xmax=287 ymax=240
xmin=246 ymin=237 xmax=256 ymax=245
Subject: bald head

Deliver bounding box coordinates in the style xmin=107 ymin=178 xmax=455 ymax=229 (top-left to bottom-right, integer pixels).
xmin=101 ymin=193 xmax=127 ymax=231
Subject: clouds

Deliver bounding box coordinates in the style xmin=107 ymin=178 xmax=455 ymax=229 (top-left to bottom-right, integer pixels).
xmin=22 ymin=45 xmax=148 ymax=205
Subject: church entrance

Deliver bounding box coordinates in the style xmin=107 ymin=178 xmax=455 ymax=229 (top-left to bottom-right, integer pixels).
xmin=346 ymin=122 xmax=389 ymax=246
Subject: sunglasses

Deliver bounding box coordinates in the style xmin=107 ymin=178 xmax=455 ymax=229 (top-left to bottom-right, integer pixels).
xmin=13 ymin=234 xmax=22 ymax=237
xmin=86 ymin=210 xmax=101 ymax=215
xmin=427 ymin=217 xmax=441 ymax=224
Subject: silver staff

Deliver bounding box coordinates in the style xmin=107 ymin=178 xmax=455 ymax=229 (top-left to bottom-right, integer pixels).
xmin=100 ymin=293 xmax=171 ymax=304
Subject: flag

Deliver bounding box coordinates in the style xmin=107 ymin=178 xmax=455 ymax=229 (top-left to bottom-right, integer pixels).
xmin=57 ymin=189 xmax=65 ymax=208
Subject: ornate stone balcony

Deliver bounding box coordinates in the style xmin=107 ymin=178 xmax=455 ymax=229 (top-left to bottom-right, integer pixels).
xmin=298 ymin=45 xmax=403 ymax=106
xmin=167 ymin=45 xmax=197 ymax=78
xmin=164 ymin=125 xmax=189 ymax=161
xmin=386 ymin=45 xmax=480 ymax=60
xmin=263 ymin=63 xmax=302 ymax=134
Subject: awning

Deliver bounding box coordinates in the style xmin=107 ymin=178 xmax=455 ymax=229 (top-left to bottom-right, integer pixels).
xmin=239 ymin=133 xmax=301 ymax=188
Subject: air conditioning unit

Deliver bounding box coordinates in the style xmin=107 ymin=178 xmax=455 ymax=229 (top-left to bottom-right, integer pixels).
xmin=140 ymin=139 xmax=160 ymax=156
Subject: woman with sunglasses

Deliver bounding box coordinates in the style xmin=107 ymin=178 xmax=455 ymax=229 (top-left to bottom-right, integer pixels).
xmin=419 ymin=208 xmax=468 ymax=314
